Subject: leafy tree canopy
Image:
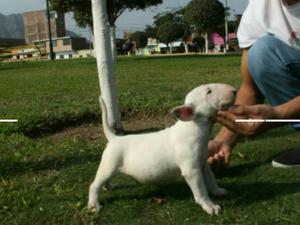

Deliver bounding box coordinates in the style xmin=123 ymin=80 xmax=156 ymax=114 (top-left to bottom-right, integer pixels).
xmin=153 ymin=12 xmax=176 ymax=27
xmin=156 ymin=21 xmax=185 ymax=45
xmin=49 ymin=0 xmax=162 ymax=28
xmin=144 ymin=25 xmax=157 ymax=38
xmin=184 ymin=0 xmax=225 ymax=33
xmin=151 ymin=10 xmax=190 ymax=41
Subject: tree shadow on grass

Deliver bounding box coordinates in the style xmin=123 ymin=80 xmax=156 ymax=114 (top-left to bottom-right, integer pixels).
xmin=0 ymin=152 xmax=102 ymax=178
xmin=101 ymin=181 xmax=193 ymax=205
xmin=214 ymin=161 xmax=264 ymax=179
xmin=117 ymin=54 xmax=239 ymax=62
xmin=227 ymin=181 xmax=300 ymax=206
xmin=101 ymin=178 xmax=300 ymax=207
xmin=23 ymin=112 xmax=99 ymax=138
xmin=213 ymin=145 xmax=300 ymax=179
xmin=244 ymin=126 xmax=298 ymax=141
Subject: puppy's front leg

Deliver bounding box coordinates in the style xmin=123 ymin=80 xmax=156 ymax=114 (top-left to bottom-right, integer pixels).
xmin=203 ymin=163 xmax=228 ymax=196
xmin=181 ymin=165 xmax=222 ymax=215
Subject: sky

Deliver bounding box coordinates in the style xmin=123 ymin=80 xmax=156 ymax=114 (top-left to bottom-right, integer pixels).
xmin=0 ymin=0 xmax=249 ymax=39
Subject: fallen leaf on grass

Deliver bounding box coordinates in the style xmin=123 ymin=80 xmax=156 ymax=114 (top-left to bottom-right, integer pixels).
xmin=237 ymin=151 xmax=248 ymax=160
xmin=148 ymin=197 xmax=166 ymax=205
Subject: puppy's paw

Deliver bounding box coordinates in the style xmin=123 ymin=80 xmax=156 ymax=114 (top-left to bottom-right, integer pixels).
xmin=201 ymin=201 xmax=222 ymax=215
xmin=87 ymin=201 xmax=102 ymax=212
xmin=210 ymin=204 xmax=222 ymax=215
xmin=212 ymin=187 xmax=228 ymax=197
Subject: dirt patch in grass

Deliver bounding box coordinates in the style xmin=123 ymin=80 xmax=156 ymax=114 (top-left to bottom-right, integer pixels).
xmin=49 ymin=114 xmax=176 ymax=142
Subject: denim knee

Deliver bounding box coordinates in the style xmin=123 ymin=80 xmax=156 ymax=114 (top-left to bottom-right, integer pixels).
xmin=248 ymin=34 xmax=300 ymax=85
xmin=247 ymin=35 xmax=300 ymax=131
xmin=248 ymin=35 xmax=283 ymax=84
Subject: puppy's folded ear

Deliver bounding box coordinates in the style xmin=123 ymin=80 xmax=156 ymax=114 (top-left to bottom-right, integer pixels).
xmin=171 ymin=105 xmax=194 ymax=121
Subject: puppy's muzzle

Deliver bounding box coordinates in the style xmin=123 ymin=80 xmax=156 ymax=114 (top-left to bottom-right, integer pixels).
xmin=220 ymin=90 xmax=237 ymax=110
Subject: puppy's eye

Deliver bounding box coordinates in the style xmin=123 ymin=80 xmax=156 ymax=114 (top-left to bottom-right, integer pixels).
xmin=206 ymin=88 xmax=212 ymax=95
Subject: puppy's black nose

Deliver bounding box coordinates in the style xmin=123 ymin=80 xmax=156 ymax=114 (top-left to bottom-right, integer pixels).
xmin=232 ymin=90 xmax=237 ymax=96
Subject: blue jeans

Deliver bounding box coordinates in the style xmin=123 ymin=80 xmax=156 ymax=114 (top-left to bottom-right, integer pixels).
xmin=248 ymin=34 xmax=300 ymax=130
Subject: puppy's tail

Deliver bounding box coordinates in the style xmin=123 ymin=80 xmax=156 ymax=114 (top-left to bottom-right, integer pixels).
xmin=99 ymin=96 xmax=117 ymax=141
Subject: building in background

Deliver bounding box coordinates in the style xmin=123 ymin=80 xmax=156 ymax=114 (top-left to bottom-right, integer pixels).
xmin=33 ymin=36 xmax=91 ymax=60
xmin=20 ymin=9 xmax=92 ymax=60
xmin=23 ymin=10 xmax=65 ymax=44
xmin=0 ymin=38 xmax=26 ymax=61
xmin=0 ymin=10 xmax=92 ymax=61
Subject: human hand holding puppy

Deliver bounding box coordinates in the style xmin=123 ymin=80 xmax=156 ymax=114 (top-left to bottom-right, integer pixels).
xmin=208 ymin=104 xmax=283 ymax=166
xmin=218 ymin=104 xmax=282 ymax=136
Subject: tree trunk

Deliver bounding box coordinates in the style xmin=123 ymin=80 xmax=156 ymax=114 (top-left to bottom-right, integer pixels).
xmin=169 ymin=43 xmax=173 ymax=54
xmin=205 ymin=32 xmax=209 ymax=53
xmin=184 ymin=42 xmax=189 ymax=54
xmin=91 ymin=0 xmax=122 ymax=131
xmin=109 ymin=25 xmax=117 ymax=61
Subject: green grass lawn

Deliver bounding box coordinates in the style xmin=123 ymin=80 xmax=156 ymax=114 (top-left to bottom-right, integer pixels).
xmin=0 ymin=55 xmax=240 ymax=134
xmin=1 ymin=56 xmax=300 ymax=225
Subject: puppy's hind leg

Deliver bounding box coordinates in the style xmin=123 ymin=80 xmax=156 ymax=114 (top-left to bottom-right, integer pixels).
xmin=88 ymin=148 xmax=120 ymax=212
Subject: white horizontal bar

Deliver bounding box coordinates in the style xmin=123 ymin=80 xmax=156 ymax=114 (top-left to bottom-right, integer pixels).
xmin=0 ymin=119 xmax=18 ymax=123
xmin=235 ymin=119 xmax=265 ymax=122
xmin=265 ymin=119 xmax=300 ymax=122
xmin=235 ymin=119 xmax=300 ymax=123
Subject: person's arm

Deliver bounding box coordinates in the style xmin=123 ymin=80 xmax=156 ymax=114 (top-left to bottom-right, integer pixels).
xmin=216 ymin=49 xmax=262 ymax=139
xmin=217 ymin=104 xmax=283 ymax=137
xmin=216 ymin=54 xmax=300 ymax=136
xmin=217 ymin=88 xmax=300 ymax=137
xmin=276 ymin=96 xmax=300 ymax=118
xmin=216 ymin=96 xmax=300 ymax=137
xmin=208 ymin=49 xmax=263 ymax=165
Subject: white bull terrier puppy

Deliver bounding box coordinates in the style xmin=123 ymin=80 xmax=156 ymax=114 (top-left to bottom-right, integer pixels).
xmin=88 ymin=83 xmax=236 ymax=215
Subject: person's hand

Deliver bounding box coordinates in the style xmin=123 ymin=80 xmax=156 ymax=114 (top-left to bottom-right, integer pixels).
xmin=208 ymin=139 xmax=232 ymax=167
xmin=216 ymin=104 xmax=281 ymax=137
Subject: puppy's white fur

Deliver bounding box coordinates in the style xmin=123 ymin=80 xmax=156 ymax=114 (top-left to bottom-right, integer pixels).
xmin=88 ymin=83 xmax=236 ymax=215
